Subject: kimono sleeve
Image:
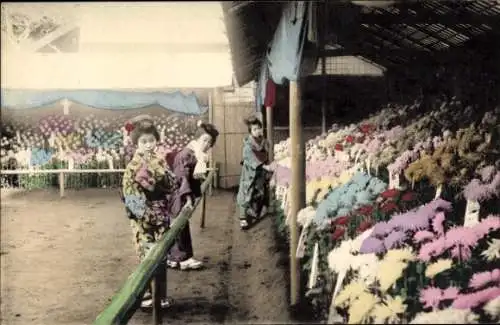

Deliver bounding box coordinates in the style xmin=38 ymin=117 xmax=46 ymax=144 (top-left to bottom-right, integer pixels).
xmin=174 ymin=149 xmax=198 ymax=198
xmin=122 ymin=164 xmax=155 ymax=221
xmin=242 ymin=141 xmax=264 ymax=170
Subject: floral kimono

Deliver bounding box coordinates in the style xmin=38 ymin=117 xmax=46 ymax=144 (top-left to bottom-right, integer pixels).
xmin=167 ymin=142 xmax=202 ymax=263
xmin=122 ymin=151 xmax=177 ymax=260
xmin=236 ymin=135 xmax=271 ymax=221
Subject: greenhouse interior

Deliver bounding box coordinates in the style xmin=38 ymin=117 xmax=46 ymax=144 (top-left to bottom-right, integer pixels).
xmin=1 ymin=1 xmax=500 ymax=325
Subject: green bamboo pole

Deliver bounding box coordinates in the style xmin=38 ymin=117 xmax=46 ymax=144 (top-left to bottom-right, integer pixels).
xmin=94 ymin=170 xmax=215 ymax=325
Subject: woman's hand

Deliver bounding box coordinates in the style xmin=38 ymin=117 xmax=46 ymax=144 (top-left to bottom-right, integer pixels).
xmin=185 ymin=196 xmax=194 ymax=210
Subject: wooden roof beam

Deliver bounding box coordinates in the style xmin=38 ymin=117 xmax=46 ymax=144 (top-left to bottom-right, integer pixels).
xmin=360 ymin=9 xmax=500 ymax=28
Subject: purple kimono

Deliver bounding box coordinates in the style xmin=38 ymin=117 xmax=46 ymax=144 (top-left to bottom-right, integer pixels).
xmin=167 ymin=146 xmax=202 ymax=262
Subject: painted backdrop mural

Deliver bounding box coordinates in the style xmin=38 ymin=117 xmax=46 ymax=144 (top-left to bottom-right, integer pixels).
xmin=0 ymin=89 xmax=209 ymax=188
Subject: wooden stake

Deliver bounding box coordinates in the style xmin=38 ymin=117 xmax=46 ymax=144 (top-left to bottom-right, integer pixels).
xmin=289 ymin=80 xmax=305 ymax=306
xmin=200 ymin=192 xmax=207 ymax=228
xmin=152 ymin=273 xmax=162 ymax=325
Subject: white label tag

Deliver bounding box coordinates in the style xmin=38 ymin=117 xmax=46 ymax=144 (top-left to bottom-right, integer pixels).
xmin=68 ymin=157 xmax=74 ymax=170
xmin=296 ymin=219 xmax=313 ymax=258
xmin=107 ymin=157 xmax=114 ymax=170
xmin=464 ymin=200 xmax=480 ymax=227
xmin=332 ymin=269 xmax=347 ymax=305
xmin=307 ymin=242 xmax=320 ymax=289
xmin=365 ymin=158 xmax=371 ymax=177
xmin=16 ymin=130 xmax=21 ymax=143
xmin=354 ymin=149 xmax=363 ymax=165
xmin=389 ymin=171 xmax=401 ymax=190
xmin=435 ymin=184 xmax=443 ymax=199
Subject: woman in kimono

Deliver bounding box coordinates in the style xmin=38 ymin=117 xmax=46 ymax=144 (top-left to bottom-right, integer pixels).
xmin=166 ymin=121 xmax=219 ymax=270
xmin=121 ymin=115 xmax=177 ymax=309
xmin=236 ymin=116 xmax=273 ymax=230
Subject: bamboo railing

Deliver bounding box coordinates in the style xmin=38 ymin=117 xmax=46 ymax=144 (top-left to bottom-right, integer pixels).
xmin=94 ymin=169 xmax=215 ymax=325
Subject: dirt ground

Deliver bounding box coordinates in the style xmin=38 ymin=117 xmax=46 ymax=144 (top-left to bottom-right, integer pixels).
xmin=0 ymin=188 xmax=292 ymax=325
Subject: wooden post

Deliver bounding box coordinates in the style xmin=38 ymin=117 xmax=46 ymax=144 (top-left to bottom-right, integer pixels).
xmin=266 ymin=106 xmax=274 ymax=162
xmin=200 ymin=192 xmax=207 ymax=228
xmin=289 ymin=80 xmax=305 ymax=306
xmin=59 ymin=172 xmax=65 ymax=198
xmin=151 ymin=272 xmax=162 ymax=325
xmin=321 ymin=2 xmax=328 ymax=134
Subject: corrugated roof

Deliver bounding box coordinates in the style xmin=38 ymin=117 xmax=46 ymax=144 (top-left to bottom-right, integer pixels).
xmin=223 ymin=0 xmax=500 ymax=85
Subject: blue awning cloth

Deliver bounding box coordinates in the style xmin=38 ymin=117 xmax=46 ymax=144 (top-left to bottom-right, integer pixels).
xmin=266 ymin=1 xmax=309 ymax=85
xmin=0 ymin=89 xmax=207 ymax=115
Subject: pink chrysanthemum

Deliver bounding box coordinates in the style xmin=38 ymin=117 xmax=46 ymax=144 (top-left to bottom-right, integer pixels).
xmin=445 ymin=226 xmax=481 ymax=249
xmin=450 ymin=245 xmax=473 ymax=261
xmin=471 ymin=215 xmax=500 ymax=238
xmin=452 ymin=286 xmax=500 ymax=309
xmin=463 ymin=178 xmax=492 ymax=202
xmin=413 ymin=230 xmax=436 ymax=244
xmin=418 ymin=236 xmax=446 ymax=262
xmin=469 ymin=269 xmax=500 ymax=290
xmin=442 ymin=286 xmax=460 ymax=300
xmin=419 ymin=286 xmax=444 ymax=309
xmin=432 ymin=211 xmax=446 ymax=236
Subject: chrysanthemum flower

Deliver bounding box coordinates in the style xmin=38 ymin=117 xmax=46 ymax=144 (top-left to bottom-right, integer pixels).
xmin=334 ymin=282 xmax=369 ymax=307
xmin=419 ymin=286 xmax=444 ymax=309
xmin=384 ymin=247 xmax=416 ymax=264
xmin=481 ymin=238 xmax=500 ymax=261
xmin=377 ymin=259 xmax=408 ymax=293
xmin=409 ymin=308 xmax=479 ymax=324
xmin=483 ymin=296 xmax=500 ymax=319
xmin=348 ymin=292 xmax=379 ymax=324
xmin=370 ymin=295 xmax=407 ymax=324
xmin=425 ymin=259 xmax=453 ymax=278
xmin=468 ymin=269 xmax=500 ymax=290
xmin=414 ymin=230 xmax=436 ymax=243
xmin=452 ymin=286 xmax=500 ymax=309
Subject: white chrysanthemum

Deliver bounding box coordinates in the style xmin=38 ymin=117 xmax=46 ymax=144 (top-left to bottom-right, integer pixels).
xmin=483 ymin=296 xmax=500 ymax=319
xmin=297 ymin=206 xmax=317 ymax=227
xmin=351 ymin=253 xmax=379 ymax=285
xmin=481 ymin=238 xmax=500 ymax=261
xmin=410 ymin=308 xmax=479 ymax=324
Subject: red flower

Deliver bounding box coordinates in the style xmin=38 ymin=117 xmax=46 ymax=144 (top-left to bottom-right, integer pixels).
xmin=357 ymin=205 xmax=374 ymax=216
xmin=333 ymin=216 xmax=350 ymax=226
xmin=345 ymin=135 xmax=355 ymax=143
xmin=332 ymin=227 xmax=346 ymax=241
xmin=125 ymin=122 xmax=135 ymax=135
xmin=335 ymin=143 xmax=343 ymax=151
xmin=401 ymin=191 xmax=415 ymax=202
xmin=356 ymin=220 xmax=373 ymax=233
xmin=381 ymin=201 xmax=398 ymax=213
xmin=380 ymin=189 xmax=400 ymax=199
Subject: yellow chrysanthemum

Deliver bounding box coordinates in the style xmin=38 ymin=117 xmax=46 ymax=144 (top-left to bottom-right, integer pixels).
xmin=425 ymin=258 xmax=453 ymax=278
xmin=370 ymin=295 xmax=407 ymax=324
xmin=348 ymin=292 xmax=379 ymax=324
xmin=377 ymin=260 xmax=408 ymax=293
xmin=335 ymin=281 xmax=369 ymax=307
xmin=385 ymin=247 xmax=416 ymax=263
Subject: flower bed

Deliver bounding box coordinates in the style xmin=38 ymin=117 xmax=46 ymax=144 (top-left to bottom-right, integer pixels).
xmin=271 ymin=98 xmax=500 ymax=323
